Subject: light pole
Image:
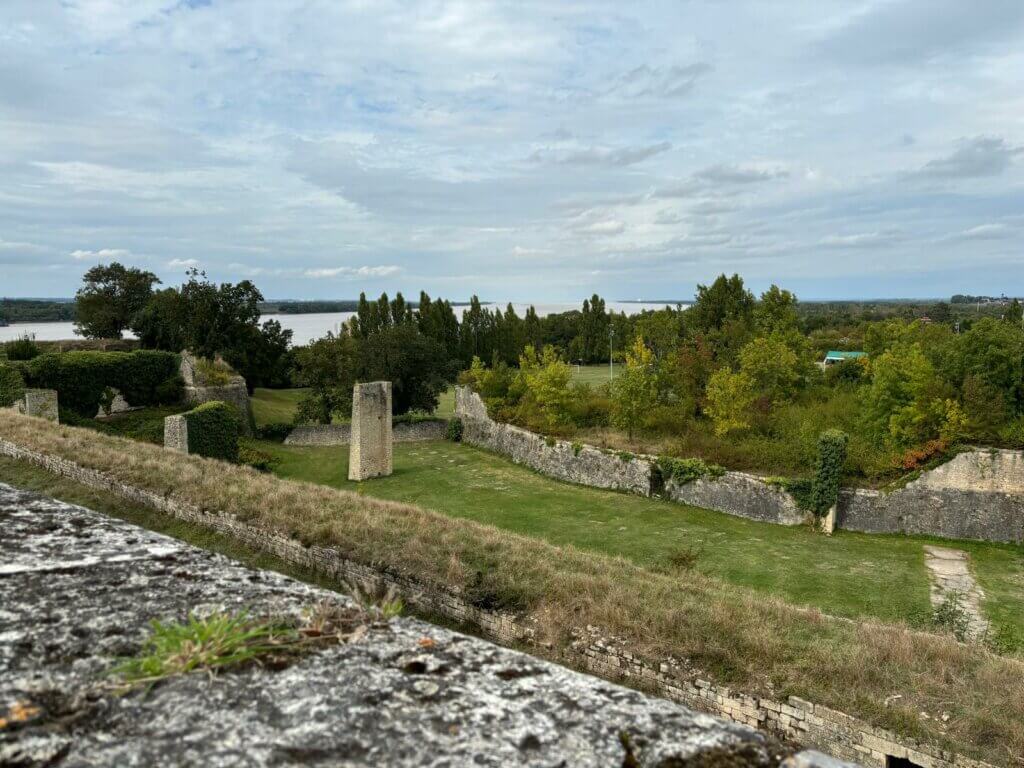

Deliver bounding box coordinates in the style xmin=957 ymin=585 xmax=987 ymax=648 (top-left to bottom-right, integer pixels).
xmin=609 ymin=326 xmax=615 ymax=381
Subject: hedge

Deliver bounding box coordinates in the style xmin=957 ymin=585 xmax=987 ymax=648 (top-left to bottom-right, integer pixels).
xmin=185 ymin=401 xmax=241 ymax=462
xmin=0 ymin=366 xmax=26 ymax=408
xmin=10 ymin=350 xmax=182 ymax=417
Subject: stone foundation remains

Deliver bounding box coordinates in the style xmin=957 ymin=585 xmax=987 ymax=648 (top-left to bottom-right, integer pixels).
xmin=0 ymin=437 xmax=996 ymax=768
xmin=22 ymin=389 xmax=59 ymax=422
xmin=179 ymin=351 xmax=255 ymax=436
xmin=349 ymin=381 xmax=393 ymax=480
xmin=285 ymin=419 xmax=446 ymax=446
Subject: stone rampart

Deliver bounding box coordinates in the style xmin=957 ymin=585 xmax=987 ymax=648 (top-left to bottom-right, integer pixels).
xmin=456 ymin=387 xmax=1024 ymax=543
xmin=455 ymin=386 xmax=654 ymax=495
xmin=665 ymin=472 xmax=807 ymax=525
xmin=0 ymin=435 xmax=998 ymax=768
xmin=285 ymin=419 xmax=446 ymax=446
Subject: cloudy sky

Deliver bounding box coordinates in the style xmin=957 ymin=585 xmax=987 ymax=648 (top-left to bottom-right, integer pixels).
xmin=1 ymin=0 xmax=1022 ymax=301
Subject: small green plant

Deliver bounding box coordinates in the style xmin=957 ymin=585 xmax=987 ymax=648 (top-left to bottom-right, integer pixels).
xmin=572 ymin=441 xmax=583 ymax=456
xmin=656 ymin=457 xmax=724 ymax=486
xmin=344 ymin=581 xmax=405 ymax=619
xmin=195 ymin=357 xmax=234 ymax=386
xmin=112 ymin=612 xmax=292 ymax=685
xmin=445 ymin=417 xmax=464 ymax=442
xmin=545 ymin=435 xmax=557 ymax=448
xmin=616 ymin=450 xmax=634 ymax=463
xmin=238 ymin=440 xmax=280 ymax=473
xmin=5 ymin=334 xmax=40 ymax=362
xmin=932 ymin=592 xmax=971 ymax=642
xmin=663 ymin=543 xmax=704 ymax=572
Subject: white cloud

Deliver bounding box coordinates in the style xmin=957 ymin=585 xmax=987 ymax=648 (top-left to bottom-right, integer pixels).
xmin=302 ymin=265 xmax=403 ymax=279
xmin=167 ymin=258 xmax=200 ymax=269
xmin=71 ymin=248 xmax=131 ymax=260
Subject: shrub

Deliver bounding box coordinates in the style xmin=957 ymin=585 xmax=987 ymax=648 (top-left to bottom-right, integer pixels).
xmin=656 ymin=456 xmax=725 ymax=486
xmin=5 ymin=334 xmax=40 ymax=361
xmin=899 ymin=438 xmax=948 ymax=471
xmin=445 ymin=417 xmax=464 ymax=442
xmin=238 ymin=439 xmax=280 ymax=472
xmin=256 ymin=422 xmax=294 ymax=442
xmin=662 ymin=543 xmax=703 ymax=573
xmin=195 ymin=357 xmax=235 ymax=386
xmin=809 ymin=429 xmax=848 ymax=516
xmin=185 ymin=401 xmax=241 ymax=462
xmin=0 ymin=365 xmax=26 ymax=408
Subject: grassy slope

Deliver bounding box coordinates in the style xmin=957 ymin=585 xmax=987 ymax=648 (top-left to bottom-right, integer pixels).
xmin=1 ymin=411 xmax=1022 ymax=763
xmin=258 ymin=438 xmax=1024 ymax=642
xmin=251 ymin=386 xmax=455 ymax=427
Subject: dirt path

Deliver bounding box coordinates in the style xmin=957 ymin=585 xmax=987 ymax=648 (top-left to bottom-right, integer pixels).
xmin=923 ymin=545 xmax=990 ymax=641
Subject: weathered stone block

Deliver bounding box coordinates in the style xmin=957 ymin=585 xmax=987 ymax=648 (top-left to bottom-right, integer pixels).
xmin=349 ymin=381 xmax=392 ymax=481
xmin=164 ymin=414 xmax=189 ymax=453
xmin=23 ymin=389 xmax=58 ymax=422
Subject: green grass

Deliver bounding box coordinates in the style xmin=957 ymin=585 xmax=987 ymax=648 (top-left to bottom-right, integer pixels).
xmin=256 ymin=439 xmax=1024 ymax=642
xmin=251 ymin=388 xmax=309 ymax=426
xmin=252 ymin=386 xmax=456 ymax=427
xmin=88 ymin=406 xmax=189 ymax=444
xmin=572 ymin=364 xmax=616 ymax=387
xmin=258 ymin=440 xmax=925 ymax=624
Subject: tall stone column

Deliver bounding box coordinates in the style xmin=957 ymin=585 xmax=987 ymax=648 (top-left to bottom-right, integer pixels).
xmin=23 ymin=390 xmax=59 ymax=422
xmin=348 ymin=381 xmax=393 ymax=481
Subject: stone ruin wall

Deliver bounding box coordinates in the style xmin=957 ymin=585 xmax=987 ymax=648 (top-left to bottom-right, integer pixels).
xmin=348 ymin=381 xmax=393 ymax=481
xmin=0 ymin=435 xmax=998 ymax=768
xmin=455 ymin=387 xmax=1024 ymax=543
xmin=285 ymin=420 xmax=446 ymax=446
xmin=179 ymin=351 xmax=255 ymax=437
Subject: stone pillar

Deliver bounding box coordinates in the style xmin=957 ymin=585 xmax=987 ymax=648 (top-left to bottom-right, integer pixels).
xmin=23 ymin=389 xmax=59 ymax=422
xmin=820 ymin=505 xmax=837 ymax=535
xmin=164 ymin=414 xmax=189 ymax=454
xmin=348 ymin=381 xmax=392 ymax=481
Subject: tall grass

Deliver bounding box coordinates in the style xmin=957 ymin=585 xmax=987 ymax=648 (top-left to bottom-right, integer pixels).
xmin=1 ymin=410 xmax=1022 ymax=765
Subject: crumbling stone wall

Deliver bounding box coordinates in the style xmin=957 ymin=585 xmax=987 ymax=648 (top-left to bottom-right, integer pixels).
xmin=455 ymin=386 xmax=654 ymax=495
xmin=179 ymin=351 xmax=254 ymax=436
xmin=285 ymin=420 xmax=446 ymax=446
xmin=665 ymin=472 xmax=807 ymax=526
xmin=0 ymin=436 xmax=996 ymax=768
xmin=22 ymin=389 xmax=59 ymax=422
xmin=349 ymin=381 xmax=393 ymax=480
xmin=457 ymin=387 xmax=1024 ymax=543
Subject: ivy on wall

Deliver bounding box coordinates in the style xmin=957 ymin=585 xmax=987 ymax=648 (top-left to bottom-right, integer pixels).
xmin=5 ymin=350 xmax=181 ymax=417
xmin=185 ymin=401 xmax=241 ymax=462
xmin=0 ymin=366 xmax=26 ymax=408
xmin=810 ymin=429 xmax=849 ymax=517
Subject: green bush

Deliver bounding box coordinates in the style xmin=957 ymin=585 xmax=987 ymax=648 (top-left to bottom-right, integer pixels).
xmin=0 ymin=366 xmax=26 ymax=408
xmin=810 ymin=429 xmax=849 ymax=516
xmin=238 ymin=439 xmax=279 ymax=472
xmin=256 ymin=422 xmax=294 ymax=442
xmin=16 ymin=350 xmax=180 ymax=416
xmin=185 ymin=401 xmax=241 ymax=462
xmin=656 ymin=456 xmax=725 ymax=486
xmin=445 ymin=417 xmax=464 ymax=442
xmin=5 ymin=334 xmax=40 ymax=361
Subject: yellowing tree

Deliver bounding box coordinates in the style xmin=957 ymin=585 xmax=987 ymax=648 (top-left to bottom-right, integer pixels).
xmin=519 ymin=344 xmax=573 ymax=428
xmin=612 ymin=336 xmax=658 ymax=439
xmin=704 ymin=368 xmax=756 ymax=437
xmin=738 ymin=335 xmax=800 ymax=404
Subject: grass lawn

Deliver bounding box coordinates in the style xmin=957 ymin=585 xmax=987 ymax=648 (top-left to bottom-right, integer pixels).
xmin=252 ymin=386 xmax=456 ymax=427
xmin=259 ymin=438 xmax=1024 ymax=646
xmin=572 ymin=363 xmax=616 ymax=387
xmin=251 ymin=388 xmax=309 ymax=426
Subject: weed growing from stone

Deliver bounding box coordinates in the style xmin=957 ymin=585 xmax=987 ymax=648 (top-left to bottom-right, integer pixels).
xmin=931 ymin=592 xmax=971 ymax=642
xmin=112 ymin=603 xmax=376 ymax=688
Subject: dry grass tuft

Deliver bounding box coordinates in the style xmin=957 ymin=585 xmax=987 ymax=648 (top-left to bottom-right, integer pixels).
xmin=2 ymin=410 xmax=1023 ymax=765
